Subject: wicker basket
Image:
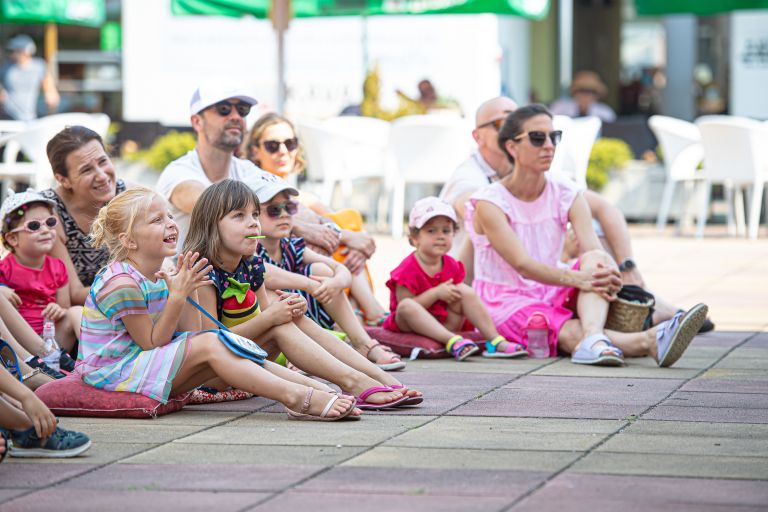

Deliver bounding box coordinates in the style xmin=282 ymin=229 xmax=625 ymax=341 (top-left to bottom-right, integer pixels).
xmin=605 ymin=285 xmax=655 ymax=333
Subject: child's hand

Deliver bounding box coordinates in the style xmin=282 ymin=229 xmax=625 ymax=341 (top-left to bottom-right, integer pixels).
xmin=157 ymin=252 xmax=213 ymax=300
xmin=0 ymin=286 xmax=21 ymax=308
xmin=276 ymin=290 xmax=307 ymax=318
xmin=435 ymin=279 xmax=462 ymax=303
xmin=42 ymin=303 xmax=66 ymax=322
xmin=309 ymin=275 xmax=342 ymax=305
xmin=264 ymin=295 xmax=295 ymax=325
xmin=21 ymin=393 xmax=57 ymax=439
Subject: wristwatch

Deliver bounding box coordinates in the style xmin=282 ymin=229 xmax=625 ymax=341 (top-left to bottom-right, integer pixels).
xmin=618 ymin=258 xmax=637 ymax=272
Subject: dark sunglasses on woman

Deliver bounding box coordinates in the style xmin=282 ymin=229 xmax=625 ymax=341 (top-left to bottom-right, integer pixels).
xmin=265 ymin=201 xmax=299 ymax=218
xmin=10 ymin=216 xmax=58 ymax=233
xmin=258 ymin=137 xmax=299 ymax=154
xmin=212 ymin=101 xmax=252 ymax=118
xmin=514 ymin=130 xmax=562 ymax=147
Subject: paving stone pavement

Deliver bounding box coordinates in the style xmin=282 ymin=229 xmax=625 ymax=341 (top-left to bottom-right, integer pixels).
xmin=1 ymin=230 xmax=767 ymax=511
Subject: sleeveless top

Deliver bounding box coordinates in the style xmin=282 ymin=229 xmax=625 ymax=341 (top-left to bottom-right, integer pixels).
xmin=41 ymin=179 xmax=126 ymax=286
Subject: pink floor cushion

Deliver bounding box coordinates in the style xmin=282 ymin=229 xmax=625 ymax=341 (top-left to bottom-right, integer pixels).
xmin=364 ymin=327 xmax=484 ymax=359
xmin=34 ymin=374 xmax=190 ymax=419
xmin=188 ymin=387 xmax=254 ymax=404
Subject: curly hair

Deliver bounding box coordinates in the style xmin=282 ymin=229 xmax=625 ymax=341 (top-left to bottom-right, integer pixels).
xmin=89 ymin=187 xmax=158 ymax=263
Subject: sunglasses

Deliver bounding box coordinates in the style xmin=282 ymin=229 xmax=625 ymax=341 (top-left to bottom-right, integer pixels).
xmin=9 ymin=216 xmax=58 ymax=233
xmin=513 ymin=130 xmax=562 ymax=147
xmin=265 ymin=201 xmax=298 ymax=218
xmin=259 ymin=137 xmax=299 ymax=154
xmin=212 ymin=101 xmax=252 ymax=118
xmin=476 ymin=110 xmax=515 ymax=131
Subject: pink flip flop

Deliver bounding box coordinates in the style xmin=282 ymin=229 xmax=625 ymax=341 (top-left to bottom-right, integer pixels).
xmin=388 ymin=384 xmax=424 ymax=407
xmin=355 ymin=386 xmax=411 ymax=410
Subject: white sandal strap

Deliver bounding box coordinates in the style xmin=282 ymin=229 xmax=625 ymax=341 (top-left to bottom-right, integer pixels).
xmin=320 ymin=394 xmax=338 ymax=418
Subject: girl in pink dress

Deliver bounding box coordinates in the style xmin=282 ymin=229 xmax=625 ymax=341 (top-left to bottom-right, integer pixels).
xmin=384 ymin=197 xmax=526 ymax=361
xmin=467 ymin=104 xmax=708 ymax=367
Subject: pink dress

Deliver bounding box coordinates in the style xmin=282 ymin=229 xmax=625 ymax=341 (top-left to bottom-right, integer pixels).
xmin=383 ymin=253 xmax=472 ymax=333
xmin=466 ymin=179 xmax=579 ymax=356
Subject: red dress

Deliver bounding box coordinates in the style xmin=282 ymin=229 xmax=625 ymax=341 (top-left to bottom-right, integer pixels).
xmin=383 ymin=253 xmax=472 ymax=333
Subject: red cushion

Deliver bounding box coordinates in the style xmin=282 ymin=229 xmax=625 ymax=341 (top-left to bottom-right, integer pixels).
xmin=34 ymin=374 xmax=190 ymax=419
xmin=365 ymin=327 xmax=484 ymax=359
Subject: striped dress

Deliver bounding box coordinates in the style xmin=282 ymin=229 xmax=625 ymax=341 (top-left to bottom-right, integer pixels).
xmin=256 ymin=237 xmax=334 ymax=329
xmin=77 ymin=261 xmax=190 ymax=403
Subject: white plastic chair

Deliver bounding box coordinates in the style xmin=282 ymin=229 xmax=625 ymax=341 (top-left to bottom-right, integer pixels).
xmin=0 ymin=113 xmax=110 ymax=195
xmin=388 ymin=115 xmax=474 ymax=238
xmin=695 ymin=115 xmax=768 ymax=240
xmin=548 ymin=115 xmax=602 ymax=189
xmin=648 ymin=115 xmax=705 ymax=232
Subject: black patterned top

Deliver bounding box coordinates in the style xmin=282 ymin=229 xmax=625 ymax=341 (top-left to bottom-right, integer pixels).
xmin=41 ymin=179 xmax=126 ymax=286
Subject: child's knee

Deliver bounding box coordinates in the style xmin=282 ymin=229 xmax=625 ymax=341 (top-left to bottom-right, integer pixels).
xmin=310 ymin=262 xmax=333 ymax=277
xmin=457 ymin=283 xmax=476 ymax=298
xmin=580 ymin=249 xmax=616 ymax=271
xmin=396 ymin=298 xmax=420 ymax=316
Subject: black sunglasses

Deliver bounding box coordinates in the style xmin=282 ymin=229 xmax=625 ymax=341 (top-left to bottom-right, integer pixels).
xmin=9 ymin=216 xmax=58 ymax=233
xmin=513 ymin=130 xmax=562 ymax=147
xmin=265 ymin=201 xmax=298 ymax=218
xmin=259 ymin=137 xmax=299 ymax=154
xmin=212 ymin=101 xmax=252 ymax=118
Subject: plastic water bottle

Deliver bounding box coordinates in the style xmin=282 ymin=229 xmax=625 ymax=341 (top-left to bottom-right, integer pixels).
xmin=41 ymin=320 xmax=61 ymax=372
xmin=526 ymin=312 xmax=550 ymax=358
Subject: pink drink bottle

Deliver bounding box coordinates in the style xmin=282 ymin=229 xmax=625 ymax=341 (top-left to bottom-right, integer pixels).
xmin=526 ymin=312 xmax=550 ymax=358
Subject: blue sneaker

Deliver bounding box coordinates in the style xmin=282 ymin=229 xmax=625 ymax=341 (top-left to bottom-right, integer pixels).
xmin=9 ymin=425 xmax=91 ymax=458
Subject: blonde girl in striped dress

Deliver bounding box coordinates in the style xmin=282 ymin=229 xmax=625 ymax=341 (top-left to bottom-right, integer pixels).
xmin=77 ymin=187 xmax=357 ymax=421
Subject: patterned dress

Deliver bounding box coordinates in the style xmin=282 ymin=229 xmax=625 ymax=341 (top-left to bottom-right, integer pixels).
xmin=208 ymin=256 xmax=266 ymax=327
xmin=78 ymin=261 xmax=190 ymax=403
xmin=256 ymin=237 xmax=334 ymax=329
xmin=41 ymin=180 xmax=126 ymax=286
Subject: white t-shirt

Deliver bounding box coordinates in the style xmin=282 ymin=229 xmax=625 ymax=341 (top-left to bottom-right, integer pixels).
xmin=157 ymin=149 xmax=270 ymax=252
xmin=439 ymin=151 xmax=497 ymax=255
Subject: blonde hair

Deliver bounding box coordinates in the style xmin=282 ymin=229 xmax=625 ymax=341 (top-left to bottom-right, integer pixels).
xmin=242 ymin=113 xmax=305 ymax=175
xmin=182 ymin=180 xmax=260 ymax=266
xmin=90 ymin=187 xmax=158 ymax=262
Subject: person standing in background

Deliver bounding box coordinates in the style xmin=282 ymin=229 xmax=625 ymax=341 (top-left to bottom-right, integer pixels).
xmin=0 ymin=34 xmax=59 ymax=121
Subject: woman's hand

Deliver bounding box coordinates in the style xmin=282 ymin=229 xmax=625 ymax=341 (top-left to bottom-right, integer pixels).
xmin=342 ymin=231 xmax=376 ymax=258
xmin=298 ymin=224 xmax=340 ymax=255
xmin=310 ymin=275 xmax=343 ymax=305
xmin=341 ymin=248 xmax=366 ymax=275
xmin=576 ymin=263 xmax=622 ymax=301
xmin=42 ymin=303 xmax=66 ymax=322
xmin=435 ymin=280 xmax=462 ymax=303
xmin=157 ymin=252 xmax=213 ymax=300
xmin=0 ymin=286 xmax=21 ymax=308
xmin=21 ymin=393 xmax=57 ymax=439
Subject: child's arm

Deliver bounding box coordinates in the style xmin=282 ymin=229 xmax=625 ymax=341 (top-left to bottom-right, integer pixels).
xmin=121 ymin=253 xmax=212 ymax=350
xmin=262 ymin=263 xmax=311 ymax=291
xmin=49 ymin=232 xmax=88 ymax=306
xmin=395 ymin=280 xmax=460 ymax=310
xmin=41 ymin=286 xmax=69 ymax=323
xmin=0 ymin=367 xmax=57 ymax=439
xmin=177 ymin=289 xmax=203 ymax=332
xmin=302 ymin=247 xmax=353 ymax=295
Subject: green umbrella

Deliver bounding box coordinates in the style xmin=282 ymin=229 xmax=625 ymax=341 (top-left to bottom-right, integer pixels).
xmin=1 ymin=0 xmax=105 ymax=27
xmin=172 ymin=0 xmax=550 ymax=112
xmin=635 ymin=0 xmax=768 ymax=16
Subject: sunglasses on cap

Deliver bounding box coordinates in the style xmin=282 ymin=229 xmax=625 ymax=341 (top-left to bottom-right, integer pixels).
xmin=212 ymin=101 xmax=252 ymax=118
xmin=258 ymin=137 xmax=299 ymax=154
xmin=265 ymin=201 xmax=298 ymax=218
xmin=513 ymin=130 xmax=562 ymax=147
xmin=9 ymin=216 xmax=58 ymax=233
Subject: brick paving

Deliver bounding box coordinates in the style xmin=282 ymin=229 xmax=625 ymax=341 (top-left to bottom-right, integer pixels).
xmin=1 ymin=228 xmax=766 ymax=512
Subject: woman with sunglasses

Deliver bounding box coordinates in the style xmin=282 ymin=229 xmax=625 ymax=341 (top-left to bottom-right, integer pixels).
xmin=40 ymin=126 xmax=128 ymax=306
xmin=467 ymin=104 xmax=707 ymax=367
xmin=243 ymin=114 xmax=399 ymax=367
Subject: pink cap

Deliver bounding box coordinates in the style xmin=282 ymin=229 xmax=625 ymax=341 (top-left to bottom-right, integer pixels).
xmin=527 ymin=312 xmax=549 ymax=330
xmin=408 ymin=196 xmax=457 ymax=229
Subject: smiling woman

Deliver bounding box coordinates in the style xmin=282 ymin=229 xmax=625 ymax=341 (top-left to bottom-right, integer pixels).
xmin=40 ymin=126 xmax=128 ymax=305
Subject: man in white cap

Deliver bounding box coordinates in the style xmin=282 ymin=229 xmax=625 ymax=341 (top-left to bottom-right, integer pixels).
xmin=157 ymin=84 xmax=268 ymax=251
xmin=0 ymin=34 xmax=59 ymax=121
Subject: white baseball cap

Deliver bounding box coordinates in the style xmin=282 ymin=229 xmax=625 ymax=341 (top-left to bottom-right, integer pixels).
xmin=1 ymin=189 xmax=56 ymax=234
xmin=408 ymin=196 xmax=457 ymax=229
xmin=189 ymin=84 xmax=258 ymax=116
xmin=243 ymin=172 xmax=298 ymax=204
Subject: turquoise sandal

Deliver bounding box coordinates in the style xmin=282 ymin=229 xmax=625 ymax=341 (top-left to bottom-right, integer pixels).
xmin=482 ymin=336 xmax=528 ymax=359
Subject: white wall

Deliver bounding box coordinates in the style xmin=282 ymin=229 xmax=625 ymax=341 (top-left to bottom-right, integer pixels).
xmin=731 ymin=10 xmax=768 ymax=119
xmin=123 ymin=0 xmax=506 ymax=125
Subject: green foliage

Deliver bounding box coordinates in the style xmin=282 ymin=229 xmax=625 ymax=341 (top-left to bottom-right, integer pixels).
xmin=587 ymin=138 xmax=634 ymax=191
xmin=136 ymin=130 xmax=197 ymax=171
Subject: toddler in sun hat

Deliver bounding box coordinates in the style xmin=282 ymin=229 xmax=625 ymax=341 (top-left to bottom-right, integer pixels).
xmin=382 ymin=196 xmax=528 ymax=361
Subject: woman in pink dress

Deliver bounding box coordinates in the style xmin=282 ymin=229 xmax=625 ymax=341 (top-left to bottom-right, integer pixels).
xmin=466 ymin=104 xmax=708 ymax=367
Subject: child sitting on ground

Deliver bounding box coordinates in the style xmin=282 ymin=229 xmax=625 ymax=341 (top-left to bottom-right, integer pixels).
xmin=383 ymin=197 xmax=527 ymax=361
xmin=244 ymin=173 xmax=405 ymax=371
xmin=0 ymin=190 xmax=79 ymax=373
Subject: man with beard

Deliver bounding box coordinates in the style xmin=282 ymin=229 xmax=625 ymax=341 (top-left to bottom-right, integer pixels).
xmin=157 ymin=84 xmax=265 ymax=252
